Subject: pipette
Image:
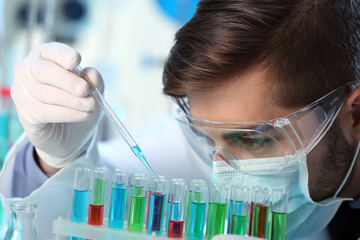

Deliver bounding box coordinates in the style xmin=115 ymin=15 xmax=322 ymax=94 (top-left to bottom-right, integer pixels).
xmin=71 ymin=66 xmax=159 ymax=181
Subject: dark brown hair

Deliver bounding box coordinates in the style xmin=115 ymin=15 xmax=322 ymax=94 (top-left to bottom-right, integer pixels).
xmin=162 ymin=0 xmax=360 ymax=108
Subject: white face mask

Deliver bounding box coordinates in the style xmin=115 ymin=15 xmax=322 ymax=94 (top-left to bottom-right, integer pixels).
xmin=212 ymin=149 xmax=357 ymax=239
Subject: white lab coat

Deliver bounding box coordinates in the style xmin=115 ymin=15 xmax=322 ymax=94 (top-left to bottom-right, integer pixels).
xmin=0 ymin=113 xmax=211 ymax=239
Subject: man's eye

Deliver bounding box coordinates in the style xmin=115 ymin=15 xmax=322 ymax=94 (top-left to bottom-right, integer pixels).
xmin=222 ymin=131 xmax=273 ymax=153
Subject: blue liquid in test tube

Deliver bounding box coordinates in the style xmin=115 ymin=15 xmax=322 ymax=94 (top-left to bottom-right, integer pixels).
xmin=71 ymin=190 xmax=88 ymax=222
xmin=108 ymin=169 xmax=128 ymax=228
xmin=70 ymin=167 xmax=91 ymax=240
xmin=148 ymin=193 xmax=166 ymax=232
xmin=147 ymin=176 xmax=167 ymax=235
xmin=189 ymin=201 xmax=206 ymax=239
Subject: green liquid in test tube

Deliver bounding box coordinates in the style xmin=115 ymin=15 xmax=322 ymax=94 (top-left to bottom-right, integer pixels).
xmin=93 ymin=178 xmax=105 ymax=205
xmin=270 ymin=212 xmax=287 ymax=240
xmin=128 ymin=195 xmax=146 ymax=232
xmin=269 ymin=188 xmax=289 ymax=240
xmin=211 ymin=202 xmax=226 ymax=234
xmin=128 ymin=173 xmax=147 ymax=232
xmin=231 ymin=215 xmax=248 ymax=235
xmin=185 ymin=190 xmax=192 ymax=236
xmin=229 ymin=185 xmax=250 ymax=236
xmin=206 ymin=182 xmax=228 ymax=239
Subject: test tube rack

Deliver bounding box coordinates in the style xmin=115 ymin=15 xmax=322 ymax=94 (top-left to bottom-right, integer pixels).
xmin=53 ymin=217 xmax=182 ymax=239
xmin=52 ymin=168 xmax=289 ymax=240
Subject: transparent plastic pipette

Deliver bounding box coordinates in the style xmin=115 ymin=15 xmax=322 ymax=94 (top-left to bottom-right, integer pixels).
xmin=72 ymin=67 xmax=159 ymax=181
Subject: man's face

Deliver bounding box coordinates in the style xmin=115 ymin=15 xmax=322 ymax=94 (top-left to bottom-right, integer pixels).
xmin=187 ymin=69 xmax=355 ymax=201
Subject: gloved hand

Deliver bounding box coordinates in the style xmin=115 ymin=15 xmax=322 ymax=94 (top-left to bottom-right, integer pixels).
xmin=11 ymin=42 xmax=104 ymax=168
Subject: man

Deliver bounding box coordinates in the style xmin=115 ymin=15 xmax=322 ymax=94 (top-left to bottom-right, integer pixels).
xmin=161 ymin=0 xmax=360 ymax=239
xmin=1 ymin=0 xmax=359 ymax=239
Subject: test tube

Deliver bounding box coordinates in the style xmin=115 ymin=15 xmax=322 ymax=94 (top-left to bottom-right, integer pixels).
xmin=269 ymin=188 xmax=289 ymax=240
xmin=0 ymin=87 xmax=10 ymax=165
xmin=184 ymin=179 xmax=207 ymax=236
xmin=187 ymin=179 xmax=208 ymax=240
xmin=128 ymin=173 xmax=147 ymax=232
xmin=70 ymin=167 xmax=90 ymax=240
xmin=166 ymin=178 xmax=185 ymax=233
xmin=250 ymin=188 xmax=270 ymax=239
xmin=146 ymin=176 xmax=167 ymax=235
xmin=166 ymin=178 xmax=187 ymax=238
xmin=88 ymin=167 xmax=108 ymax=226
xmin=229 ymin=185 xmax=250 ymax=236
xmin=108 ymin=169 xmax=128 ymax=228
xmin=248 ymin=186 xmax=265 ymax=235
xmin=206 ymin=182 xmax=228 ymax=239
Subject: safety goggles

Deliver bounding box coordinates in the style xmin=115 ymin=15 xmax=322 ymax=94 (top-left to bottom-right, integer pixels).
xmin=176 ymin=80 xmax=360 ymax=170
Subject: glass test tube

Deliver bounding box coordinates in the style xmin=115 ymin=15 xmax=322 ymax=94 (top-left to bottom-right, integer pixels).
xmin=108 ymin=169 xmax=128 ymax=228
xmin=166 ymin=178 xmax=186 ymax=233
xmin=248 ymin=186 xmax=265 ymax=235
xmin=250 ymin=188 xmax=270 ymax=239
xmin=206 ymin=182 xmax=228 ymax=239
xmin=70 ymin=167 xmax=91 ymax=240
xmin=128 ymin=173 xmax=147 ymax=232
xmin=167 ymin=178 xmax=187 ymax=238
xmin=71 ymin=167 xmax=91 ymax=222
xmin=147 ymin=176 xmax=167 ymax=235
xmin=184 ymin=179 xmax=207 ymax=236
xmin=88 ymin=167 xmax=108 ymax=226
xmin=0 ymin=87 xmax=11 ymax=165
xmin=229 ymin=185 xmax=250 ymax=236
xmin=187 ymin=179 xmax=208 ymax=240
xmin=269 ymin=188 xmax=289 ymax=240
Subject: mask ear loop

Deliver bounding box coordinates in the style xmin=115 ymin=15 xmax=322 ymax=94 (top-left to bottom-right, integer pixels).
xmin=333 ymin=141 xmax=360 ymax=197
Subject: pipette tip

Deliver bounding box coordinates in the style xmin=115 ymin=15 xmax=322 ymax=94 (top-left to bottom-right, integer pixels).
xmin=131 ymin=145 xmax=159 ymax=181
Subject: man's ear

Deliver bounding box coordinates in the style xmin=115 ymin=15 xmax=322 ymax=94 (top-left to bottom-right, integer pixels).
xmin=339 ymin=86 xmax=360 ymax=145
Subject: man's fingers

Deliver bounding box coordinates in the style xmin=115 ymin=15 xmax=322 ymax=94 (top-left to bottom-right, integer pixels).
xmin=37 ymin=42 xmax=81 ymax=70
xmin=26 ymin=60 xmax=90 ymax=97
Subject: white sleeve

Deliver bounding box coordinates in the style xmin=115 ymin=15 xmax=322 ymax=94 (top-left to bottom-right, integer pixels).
xmin=0 ymin=133 xmax=100 ymax=240
xmin=0 ymin=134 xmax=49 ymax=198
